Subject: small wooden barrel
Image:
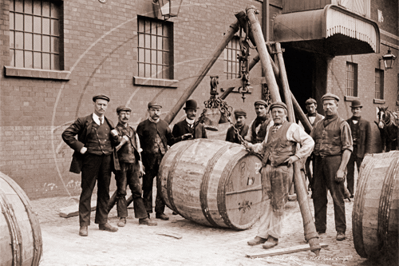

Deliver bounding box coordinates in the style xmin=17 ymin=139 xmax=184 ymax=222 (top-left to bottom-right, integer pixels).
xmin=0 ymin=172 xmax=42 ymax=266
xmin=353 ymin=151 xmax=399 ymax=262
xmin=159 ymin=139 xmax=263 ymax=230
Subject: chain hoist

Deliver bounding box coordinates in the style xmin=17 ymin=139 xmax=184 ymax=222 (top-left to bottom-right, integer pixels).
xmin=237 ymin=25 xmax=252 ymax=102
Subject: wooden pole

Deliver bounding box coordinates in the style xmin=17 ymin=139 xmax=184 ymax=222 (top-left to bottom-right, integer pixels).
xmin=275 ymin=42 xmax=321 ymax=256
xmin=164 ymin=20 xmax=240 ymax=124
xmin=246 ymin=6 xmax=281 ymax=102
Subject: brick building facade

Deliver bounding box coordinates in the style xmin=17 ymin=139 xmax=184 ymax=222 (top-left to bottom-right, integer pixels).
xmin=0 ymin=0 xmax=397 ymax=199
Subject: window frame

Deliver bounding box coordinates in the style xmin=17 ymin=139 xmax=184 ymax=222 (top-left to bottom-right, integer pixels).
xmin=346 ymin=62 xmax=358 ymax=97
xmin=9 ymin=0 xmax=64 ymax=71
xmin=224 ymin=36 xmax=240 ymax=80
xmin=137 ymin=16 xmax=174 ymax=80
xmin=374 ymin=68 xmax=384 ymax=100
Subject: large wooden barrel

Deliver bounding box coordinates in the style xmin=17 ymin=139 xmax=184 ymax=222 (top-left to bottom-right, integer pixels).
xmin=353 ymin=151 xmax=399 ymax=262
xmin=0 ymin=172 xmax=42 ymax=266
xmin=159 ymin=139 xmax=263 ymax=230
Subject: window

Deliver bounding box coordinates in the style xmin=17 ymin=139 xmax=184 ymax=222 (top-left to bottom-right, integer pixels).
xmin=9 ymin=0 xmax=62 ymax=70
xmin=346 ymin=62 xmax=358 ymax=97
xmin=224 ymin=37 xmax=240 ymax=79
xmin=375 ymin=69 xmax=384 ymax=99
xmin=137 ymin=16 xmax=173 ymax=79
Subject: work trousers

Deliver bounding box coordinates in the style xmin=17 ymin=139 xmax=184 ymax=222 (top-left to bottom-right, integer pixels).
xmin=313 ymin=155 xmax=346 ymax=234
xmin=79 ymin=153 xmax=112 ymax=226
xmin=257 ymin=164 xmax=293 ymax=239
xmin=142 ymin=153 xmax=165 ymax=215
xmin=346 ymin=148 xmax=363 ymax=196
xmin=115 ymin=162 xmax=147 ymax=219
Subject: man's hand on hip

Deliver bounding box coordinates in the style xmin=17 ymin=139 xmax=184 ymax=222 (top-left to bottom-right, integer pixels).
xmin=80 ymin=147 xmax=87 ymax=154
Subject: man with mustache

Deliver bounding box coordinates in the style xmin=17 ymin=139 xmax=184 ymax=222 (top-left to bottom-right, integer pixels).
xmin=246 ymin=100 xmax=273 ymax=144
xmin=226 ymin=109 xmax=249 ymax=144
xmin=345 ymin=100 xmax=371 ymax=198
xmin=113 ymin=106 xmax=157 ymax=227
xmin=246 ymin=102 xmax=314 ymax=249
xmin=172 ymin=99 xmax=207 ymax=143
xmin=62 ymin=94 xmax=118 ymax=236
xmin=310 ymin=93 xmax=353 ymax=241
xmin=137 ymin=101 xmax=176 ymax=220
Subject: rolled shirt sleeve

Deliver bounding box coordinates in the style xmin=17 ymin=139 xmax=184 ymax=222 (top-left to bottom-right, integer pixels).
xmin=340 ymin=121 xmax=353 ymax=153
xmin=287 ymin=123 xmax=314 ymax=159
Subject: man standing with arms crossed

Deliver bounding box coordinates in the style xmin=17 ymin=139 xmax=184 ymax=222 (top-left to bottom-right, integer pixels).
xmin=62 ymin=94 xmax=118 ymax=236
xmin=311 ymin=93 xmax=353 ymax=241
xmin=137 ymin=101 xmax=175 ymax=221
xmin=346 ymin=100 xmax=371 ymax=198
xmin=113 ymin=106 xmax=157 ymax=227
xmin=246 ymin=102 xmax=314 ymax=249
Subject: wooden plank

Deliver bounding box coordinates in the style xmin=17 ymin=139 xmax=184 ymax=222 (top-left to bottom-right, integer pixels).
xmin=246 ymin=243 xmax=328 ymax=258
xmin=59 ymin=200 xmax=96 ymax=218
xmin=155 ymin=232 xmax=182 ymax=239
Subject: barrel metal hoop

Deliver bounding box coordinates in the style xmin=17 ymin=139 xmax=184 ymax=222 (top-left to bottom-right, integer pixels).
xmin=0 ymin=189 xmax=22 ymax=266
xmin=167 ymin=141 xmax=195 ymax=217
xmin=200 ymin=144 xmax=232 ymax=228
xmin=0 ymin=173 xmax=43 ymax=266
xmin=352 ymin=154 xmax=377 ymax=258
xmin=217 ymin=150 xmax=249 ymax=230
xmin=377 ymin=157 xmax=398 ymax=254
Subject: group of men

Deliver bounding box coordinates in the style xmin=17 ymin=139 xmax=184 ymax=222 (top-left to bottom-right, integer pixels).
xmin=225 ymin=93 xmax=370 ymax=250
xmin=62 ymin=92 xmax=371 ymax=246
xmin=62 ymin=95 xmax=207 ymax=237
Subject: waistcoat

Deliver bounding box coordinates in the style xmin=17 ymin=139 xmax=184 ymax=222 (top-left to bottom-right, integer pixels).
xmin=313 ymin=116 xmax=344 ymax=157
xmin=86 ymin=122 xmax=113 ymax=155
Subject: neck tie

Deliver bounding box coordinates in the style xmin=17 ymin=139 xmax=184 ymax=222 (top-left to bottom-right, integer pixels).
xmin=99 ymin=117 xmax=103 ymax=125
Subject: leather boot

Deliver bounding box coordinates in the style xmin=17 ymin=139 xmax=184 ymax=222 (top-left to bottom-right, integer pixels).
xmin=247 ymin=236 xmax=267 ymax=246
xmin=99 ymin=223 xmax=118 ymax=232
xmin=139 ymin=217 xmax=157 ymax=226
xmin=117 ymin=217 xmax=126 ymax=227
xmin=262 ymin=237 xmax=279 ymax=249
xmin=79 ymin=226 xmax=88 ymax=237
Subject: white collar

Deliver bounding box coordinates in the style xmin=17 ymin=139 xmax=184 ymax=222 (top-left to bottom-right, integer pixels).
xmin=186 ymin=117 xmax=195 ymax=125
xmin=92 ymin=113 xmax=104 ymax=125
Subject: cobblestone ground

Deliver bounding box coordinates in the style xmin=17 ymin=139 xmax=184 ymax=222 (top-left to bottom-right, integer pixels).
xmin=29 ymin=192 xmax=389 ymax=266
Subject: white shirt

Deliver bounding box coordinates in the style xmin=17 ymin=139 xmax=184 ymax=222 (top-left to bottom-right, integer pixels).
xmin=251 ymin=122 xmax=314 ymax=160
xmin=92 ymin=113 xmax=105 ymax=126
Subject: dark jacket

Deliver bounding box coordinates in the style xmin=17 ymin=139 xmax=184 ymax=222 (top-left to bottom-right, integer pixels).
xmin=172 ymin=119 xmax=207 ymax=142
xmin=307 ymin=113 xmax=324 ymax=127
xmin=62 ymin=114 xmax=116 ymax=174
xmin=346 ymin=117 xmax=372 ymax=158
xmin=136 ymin=119 xmax=175 ymax=155
xmin=226 ymin=124 xmax=249 ymax=144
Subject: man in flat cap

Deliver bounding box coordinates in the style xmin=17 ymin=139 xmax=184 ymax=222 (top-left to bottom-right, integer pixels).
xmin=62 ymin=94 xmax=118 ymax=236
xmin=304 ymin=98 xmax=324 ymax=192
xmin=172 ymin=99 xmax=207 ymax=143
xmin=246 ymin=100 xmax=273 ymax=144
xmin=137 ymin=101 xmax=176 ymax=220
xmin=246 ymin=102 xmax=314 ymax=249
xmin=112 ymin=106 xmax=157 ymax=227
xmin=346 ymin=100 xmax=371 ymax=198
xmin=226 ymin=108 xmax=249 ymax=144
xmin=310 ymin=93 xmax=353 ymax=241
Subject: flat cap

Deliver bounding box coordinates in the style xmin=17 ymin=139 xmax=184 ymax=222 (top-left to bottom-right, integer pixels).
xmin=234 ymin=108 xmax=247 ymax=117
xmin=305 ymin=98 xmax=317 ymax=105
xmin=92 ymin=94 xmax=110 ymax=102
xmin=148 ymin=101 xmax=162 ymax=109
xmin=321 ymin=93 xmax=339 ymax=102
xmin=350 ymin=100 xmax=362 ymax=108
xmin=254 ymin=100 xmax=268 ymax=107
xmin=269 ymin=101 xmax=288 ymax=111
xmin=116 ymin=105 xmax=132 ymax=113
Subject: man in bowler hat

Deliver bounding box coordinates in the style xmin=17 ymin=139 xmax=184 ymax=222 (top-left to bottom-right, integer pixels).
xmin=62 ymin=94 xmax=118 ymax=236
xmin=113 ymin=106 xmax=157 ymax=227
xmin=172 ymin=99 xmax=207 ymax=142
xmin=226 ymin=109 xmax=249 ymax=144
xmin=346 ymin=100 xmax=371 ymax=198
xmin=137 ymin=101 xmax=175 ymax=220
xmin=310 ymin=93 xmax=353 ymax=241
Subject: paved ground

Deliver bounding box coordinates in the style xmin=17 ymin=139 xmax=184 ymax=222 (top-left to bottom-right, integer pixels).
xmin=29 ymin=191 xmax=388 ymax=266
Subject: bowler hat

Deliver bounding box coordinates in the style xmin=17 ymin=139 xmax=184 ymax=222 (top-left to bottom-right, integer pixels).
xmin=270 ymin=101 xmax=288 ymax=111
xmin=350 ymin=100 xmax=362 ymax=108
xmin=305 ymin=98 xmax=317 ymax=105
xmin=254 ymin=100 xmax=268 ymax=107
xmin=183 ymin=99 xmax=199 ymax=110
xmin=321 ymin=93 xmax=339 ymax=102
xmin=234 ymin=108 xmax=247 ymax=118
xmin=148 ymin=101 xmax=162 ymax=109
xmin=92 ymin=94 xmax=110 ymax=102
xmin=116 ymin=105 xmax=132 ymax=114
